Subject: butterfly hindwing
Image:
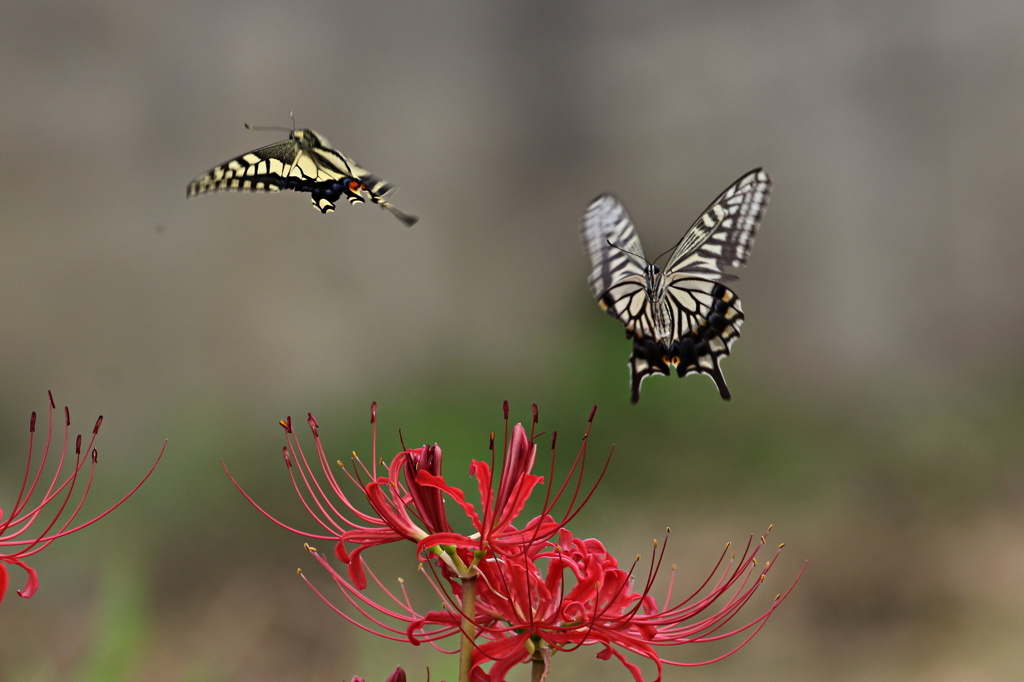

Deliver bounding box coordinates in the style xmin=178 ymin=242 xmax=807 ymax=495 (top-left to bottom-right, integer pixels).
xmin=582 ymin=169 xmax=770 ymax=403
xmin=187 ymin=127 xmax=417 ymax=226
xmin=628 ymin=281 xmax=744 ymax=402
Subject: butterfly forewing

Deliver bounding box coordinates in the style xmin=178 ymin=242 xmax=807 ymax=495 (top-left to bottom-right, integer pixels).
xmin=665 ymin=168 xmax=770 ymax=276
xmin=582 ymin=194 xmax=663 ymax=338
xmin=582 ymin=194 xmax=647 ymax=296
xmin=187 ymin=140 xmax=296 ymax=195
xmin=582 ymin=169 xmax=770 ymax=403
xmin=187 ymin=126 xmax=417 ymax=226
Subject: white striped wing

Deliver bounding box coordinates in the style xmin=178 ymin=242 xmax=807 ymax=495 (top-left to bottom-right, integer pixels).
xmin=664 ymin=168 xmax=770 ymax=279
xmin=582 ymin=194 xmax=661 ymax=341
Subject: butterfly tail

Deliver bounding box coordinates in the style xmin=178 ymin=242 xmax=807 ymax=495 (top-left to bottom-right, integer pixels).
xmin=629 ymin=339 xmax=671 ymax=404
xmin=697 ymin=360 xmax=732 ymax=401
xmin=380 ymin=201 xmax=419 ymax=227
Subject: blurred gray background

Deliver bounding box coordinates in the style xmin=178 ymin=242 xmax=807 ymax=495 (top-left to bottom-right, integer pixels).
xmin=1 ymin=1 xmax=1022 ymax=680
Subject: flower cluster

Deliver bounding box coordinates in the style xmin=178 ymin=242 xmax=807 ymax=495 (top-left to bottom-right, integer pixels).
xmin=444 ymin=528 xmax=794 ymax=682
xmin=229 ymin=402 xmax=800 ymax=682
xmin=1 ymin=392 xmax=163 ymax=604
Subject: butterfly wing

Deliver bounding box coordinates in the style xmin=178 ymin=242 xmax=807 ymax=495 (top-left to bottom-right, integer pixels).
xmin=186 ymin=138 xmax=304 ymax=197
xmin=582 ymin=194 xmax=662 ymax=342
xmin=664 ymin=168 xmax=770 ymax=278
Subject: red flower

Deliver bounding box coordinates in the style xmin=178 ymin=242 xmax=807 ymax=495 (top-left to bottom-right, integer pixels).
xmin=0 ymin=392 xmax=163 ymax=604
xmin=227 ymin=402 xmax=609 ymax=589
xmin=451 ymin=527 xmax=802 ymax=682
xmin=305 ymin=524 xmax=799 ymax=682
xmin=414 ymin=416 xmax=567 ymax=561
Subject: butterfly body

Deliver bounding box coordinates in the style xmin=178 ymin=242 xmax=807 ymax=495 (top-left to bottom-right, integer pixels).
xmin=187 ymin=126 xmax=417 ymax=226
xmin=582 ymin=169 xmax=770 ymax=403
xmin=639 ymin=264 xmax=675 ymax=342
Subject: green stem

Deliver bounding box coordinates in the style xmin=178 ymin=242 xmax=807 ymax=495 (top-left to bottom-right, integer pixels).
xmin=458 ymin=576 xmax=477 ymax=682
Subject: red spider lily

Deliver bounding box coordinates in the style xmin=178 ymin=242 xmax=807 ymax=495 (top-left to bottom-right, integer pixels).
xmin=412 ymin=405 xmax=587 ymax=563
xmin=0 ymin=392 xmax=164 ymax=604
xmin=450 ymin=527 xmax=803 ymax=682
xmin=226 ymin=402 xmax=610 ymax=589
xmin=301 ymin=525 xmax=799 ymax=682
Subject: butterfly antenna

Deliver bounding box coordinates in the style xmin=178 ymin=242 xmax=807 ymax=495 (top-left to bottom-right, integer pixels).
xmin=244 ymin=112 xmax=298 ymax=134
xmin=606 ymin=239 xmax=650 ymax=264
xmin=651 ymin=243 xmax=678 ymax=266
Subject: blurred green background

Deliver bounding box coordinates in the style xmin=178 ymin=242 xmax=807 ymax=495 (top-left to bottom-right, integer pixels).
xmin=1 ymin=1 xmax=1022 ymax=680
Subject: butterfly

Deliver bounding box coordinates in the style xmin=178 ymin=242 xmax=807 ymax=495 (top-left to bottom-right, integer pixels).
xmin=581 ymin=168 xmax=771 ymax=403
xmin=187 ymin=122 xmax=417 ymax=226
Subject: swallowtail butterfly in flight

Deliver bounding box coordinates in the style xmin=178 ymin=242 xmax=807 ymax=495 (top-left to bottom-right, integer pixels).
xmin=187 ymin=122 xmax=417 ymax=226
xmin=581 ymin=169 xmax=770 ymax=403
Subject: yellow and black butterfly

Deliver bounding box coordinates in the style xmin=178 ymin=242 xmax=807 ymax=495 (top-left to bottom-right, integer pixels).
xmin=581 ymin=169 xmax=770 ymax=402
xmin=187 ymin=122 xmax=417 ymax=226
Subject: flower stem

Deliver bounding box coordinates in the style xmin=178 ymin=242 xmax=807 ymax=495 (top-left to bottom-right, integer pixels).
xmin=458 ymin=575 xmax=477 ymax=682
xmin=531 ymin=656 xmax=545 ymax=682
